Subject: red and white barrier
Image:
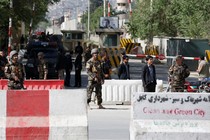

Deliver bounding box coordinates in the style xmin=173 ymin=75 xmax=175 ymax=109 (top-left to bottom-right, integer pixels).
xmin=127 ymin=54 xmax=200 ymax=61
xmin=0 ymin=90 xmax=88 ymax=140
xmin=0 ymin=79 xmax=64 ymax=90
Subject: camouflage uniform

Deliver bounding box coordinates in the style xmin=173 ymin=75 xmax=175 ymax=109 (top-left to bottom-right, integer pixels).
xmin=86 ymin=57 xmax=104 ymax=105
xmin=37 ymin=59 xmax=48 ymax=79
xmin=5 ymin=53 xmax=24 ymax=90
xmin=169 ymin=63 xmax=190 ymax=92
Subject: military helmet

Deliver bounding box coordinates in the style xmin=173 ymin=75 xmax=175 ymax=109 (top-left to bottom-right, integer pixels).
xmin=10 ymin=50 xmax=18 ymax=59
xmin=37 ymin=52 xmax=44 ymax=56
xmin=91 ymin=48 xmax=99 ymax=55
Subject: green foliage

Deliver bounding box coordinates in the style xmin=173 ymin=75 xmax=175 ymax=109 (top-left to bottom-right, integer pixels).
xmin=0 ymin=0 xmax=60 ymax=48
xmin=82 ymin=6 xmax=103 ymax=33
xmin=89 ymin=6 xmax=103 ymax=32
xmin=128 ymin=0 xmax=210 ymax=40
xmin=90 ymin=0 xmax=103 ymax=13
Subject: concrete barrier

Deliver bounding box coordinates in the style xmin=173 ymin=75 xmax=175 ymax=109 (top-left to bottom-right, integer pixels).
xmin=0 ymin=79 xmax=64 ymax=90
xmin=101 ymin=80 xmax=163 ymax=104
xmin=0 ymin=89 xmax=88 ymax=140
xmin=130 ymin=92 xmax=210 ymax=140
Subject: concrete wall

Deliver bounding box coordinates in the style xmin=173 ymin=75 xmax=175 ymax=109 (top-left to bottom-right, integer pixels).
xmin=0 ymin=89 xmax=88 ymax=140
xmin=100 ymin=80 xmax=163 ymax=105
xmin=130 ymin=92 xmax=210 ymax=140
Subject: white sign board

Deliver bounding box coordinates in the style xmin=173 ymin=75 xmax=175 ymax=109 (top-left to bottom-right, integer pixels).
xmin=130 ymin=92 xmax=210 ymax=140
xmin=133 ymin=93 xmax=210 ymax=120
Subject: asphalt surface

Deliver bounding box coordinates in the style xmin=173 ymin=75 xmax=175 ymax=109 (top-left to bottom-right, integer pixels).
xmin=88 ymin=104 xmax=130 ymax=140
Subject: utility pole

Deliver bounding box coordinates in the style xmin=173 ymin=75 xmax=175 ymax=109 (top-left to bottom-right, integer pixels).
xmin=103 ymin=0 xmax=106 ymax=17
xmin=8 ymin=0 xmax=13 ymax=55
xmin=108 ymin=2 xmax=110 ymax=17
xmin=88 ymin=0 xmax=90 ymax=39
xmin=128 ymin=0 xmax=132 ymax=16
xmin=29 ymin=2 xmax=35 ymax=36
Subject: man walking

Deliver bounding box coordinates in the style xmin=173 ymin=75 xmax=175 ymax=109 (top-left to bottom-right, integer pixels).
xmin=86 ymin=48 xmax=105 ymax=109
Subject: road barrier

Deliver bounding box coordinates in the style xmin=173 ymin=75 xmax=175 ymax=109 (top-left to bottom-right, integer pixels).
xmin=0 ymin=79 xmax=64 ymax=90
xmin=0 ymin=89 xmax=88 ymax=140
xmin=101 ymin=80 xmax=163 ymax=104
xmin=128 ymin=54 xmax=165 ymax=60
xmin=98 ymin=47 xmax=124 ymax=69
xmin=130 ymin=92 xmax=210 ymax=140
xmin=127 ymin=54 xmax=200 ymax=61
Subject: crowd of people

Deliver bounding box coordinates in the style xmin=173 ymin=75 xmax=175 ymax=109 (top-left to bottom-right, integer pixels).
xmin=1 ymin=41 xmax=209 ymax=109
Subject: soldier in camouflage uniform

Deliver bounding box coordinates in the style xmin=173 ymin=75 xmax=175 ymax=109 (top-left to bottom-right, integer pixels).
xmin=37 ymin=52 xmax=48 ymax=79
xmin=5 ymin=50 xmax=24 ymax=90
xmin=86 ymin=48 xmax=105 ymax=109
xmin=168 ymin=55 xmax=190 ymax=92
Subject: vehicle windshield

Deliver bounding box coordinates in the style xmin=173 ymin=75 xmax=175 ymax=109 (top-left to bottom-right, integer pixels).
xmin=29 ymin=48 xmax=58 ymax=59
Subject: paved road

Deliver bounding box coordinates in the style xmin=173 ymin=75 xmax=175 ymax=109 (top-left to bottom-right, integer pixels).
xmin=88 ymin=104 xmax=130 ymax=140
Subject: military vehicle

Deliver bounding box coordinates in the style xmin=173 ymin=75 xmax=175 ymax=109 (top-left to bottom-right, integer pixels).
xmin=25 ymin=41 xmax=59 ymax=79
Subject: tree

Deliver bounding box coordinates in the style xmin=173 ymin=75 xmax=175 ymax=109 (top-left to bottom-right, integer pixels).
xmin=128 ymin=0 xmax=210 ymax=41
xmin=0 ymin=0 xmax=60 ymax=50
xmin=90 ymin=0 xmax=103 ymax=13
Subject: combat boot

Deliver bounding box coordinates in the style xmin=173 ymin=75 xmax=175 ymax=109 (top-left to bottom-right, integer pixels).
xmin=87 ymin=103 xmax=91 ymax=110
xmin=98 ymin=104 xmax=105 ymax=109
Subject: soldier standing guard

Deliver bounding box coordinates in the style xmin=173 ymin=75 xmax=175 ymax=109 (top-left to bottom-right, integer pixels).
xmin=168 ymin=55 xmax=190 ymax=92
xmin=37 ymin=52 xmax=48 ymax=80
xmin=86 ymin=48 xmax=105 ymax=109
xmin=5 ymin=50 xmax=25 ymax=90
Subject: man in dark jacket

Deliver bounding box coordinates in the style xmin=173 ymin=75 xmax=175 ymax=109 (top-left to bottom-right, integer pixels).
xmin=141 ymin=55 xmax=157 ymax=92
xmin=118 ymin=55 xmax=130 ymax=79
xmin=64 ymin=51 xmax=73 ymax=87
xmin=74 ymin=52 xmax=82 ymax=87
xmin=75 ymin=41 xmax=83 ymax=54
xmin=56 ymin=51 xmax=65 ymax=79
xmin=84 ymin=45 xmax=92 ymax=65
